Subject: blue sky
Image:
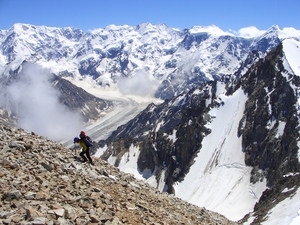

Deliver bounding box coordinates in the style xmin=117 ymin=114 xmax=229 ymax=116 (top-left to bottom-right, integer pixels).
xmin=0 ymin=0 xmax=299 ymax=32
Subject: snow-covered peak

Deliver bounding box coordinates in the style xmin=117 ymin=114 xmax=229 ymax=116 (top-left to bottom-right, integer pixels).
xmin=1 ymin=23 xmax=83 ymax=46
xmin=11 ymin=23 xmax=34 ymax=32
xmin=255 ymin=25 xmax=280 ymax=40
xmin=269 ymin=24 xmax=280 ymax=31
xmin=135 ymin=22 xmax=162 ymax=32
xmin=12 ymin=23 xmax=57 ymax=35
xmin=189 ymin=25 xmax=234 ymax=36
xmin=134 ymin=22 xmax=180 ymax=38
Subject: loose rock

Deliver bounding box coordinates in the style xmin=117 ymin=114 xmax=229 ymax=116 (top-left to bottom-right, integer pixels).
xmin=0 ymin=122 xmax=238 ymax=224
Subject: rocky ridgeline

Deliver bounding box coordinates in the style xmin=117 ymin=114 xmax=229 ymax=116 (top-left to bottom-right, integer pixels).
xmin=0 ymin=122 xmax=237 ymax=225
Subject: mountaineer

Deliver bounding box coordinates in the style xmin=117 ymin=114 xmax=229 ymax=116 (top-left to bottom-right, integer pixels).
xmin=74 ymin=135 xmax=94 ymax=165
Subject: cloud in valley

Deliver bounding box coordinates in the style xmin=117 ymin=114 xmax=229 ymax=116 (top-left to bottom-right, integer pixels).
xmin=0 ymin=63 xmax=83 ymax=141
xmin=118 ymin=70 xmax=158 ymax=96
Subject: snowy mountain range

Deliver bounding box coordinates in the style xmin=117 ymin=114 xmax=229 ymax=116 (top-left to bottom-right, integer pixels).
xmin=1 ymin=23 xmax=300 ymax=224
xmin=1 ymin=23 xmax=299 ymax=99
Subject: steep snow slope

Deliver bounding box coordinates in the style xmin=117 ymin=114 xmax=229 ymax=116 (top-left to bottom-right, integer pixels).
xmin=173 ymin=85 xmax=266 ymax=221
xmin=283 ymin=38 xmax=300 ymax=75
xmin=260 ymin=188 xmax=300 ymax=225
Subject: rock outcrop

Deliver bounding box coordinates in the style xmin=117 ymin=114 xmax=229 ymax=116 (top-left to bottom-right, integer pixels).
xmin=0 ymin=122 xmax=237 ymax=225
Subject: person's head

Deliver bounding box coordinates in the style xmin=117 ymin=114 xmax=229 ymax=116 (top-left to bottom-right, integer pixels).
xmin=79 ymin=131 xmax=86 ymax=139
xmin=74 ymin=137 xmax=80 ymax=143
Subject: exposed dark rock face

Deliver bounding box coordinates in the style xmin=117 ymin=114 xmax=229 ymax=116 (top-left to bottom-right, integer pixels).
xmin=234 ymin=43 xmax=300 ymax=224
xmin=50 ymin=75 xmax=112 ymax=122
xmin=100 ymin=83 xmax=214 ymax=193
xmin=238 ymin=44 xmax=299 ymax=183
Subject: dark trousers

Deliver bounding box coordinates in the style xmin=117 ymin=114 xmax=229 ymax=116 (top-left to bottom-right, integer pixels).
xmin=80 ymin=147 xmax=93 ymax=164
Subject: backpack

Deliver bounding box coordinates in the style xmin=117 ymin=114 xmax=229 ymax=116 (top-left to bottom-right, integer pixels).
xmin=84 ymin=136 xmax=93 ymax=147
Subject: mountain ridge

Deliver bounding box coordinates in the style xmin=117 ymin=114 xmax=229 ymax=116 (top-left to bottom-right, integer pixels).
xmin=1 ymin=23 xmax=300 ymax=100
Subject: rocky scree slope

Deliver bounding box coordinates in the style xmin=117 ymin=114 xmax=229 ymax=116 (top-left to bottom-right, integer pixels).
xmin=0 ymin=122 xmax=237 ymax=225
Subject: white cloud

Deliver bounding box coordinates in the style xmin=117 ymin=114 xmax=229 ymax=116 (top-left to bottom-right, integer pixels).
xmin=118 ymin=70 xmax=158 ymax=97
xmin=1 ymin=63 xmax=83 ymax=141
xmin=280 ymin=27 xmax=300 ymax=39
xmin=230 ymin=26 xmax=266 ymax=38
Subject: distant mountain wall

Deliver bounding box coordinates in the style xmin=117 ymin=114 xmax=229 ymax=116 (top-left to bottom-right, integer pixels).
xmin=1 ymin=23 xmax=299 ymax=100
